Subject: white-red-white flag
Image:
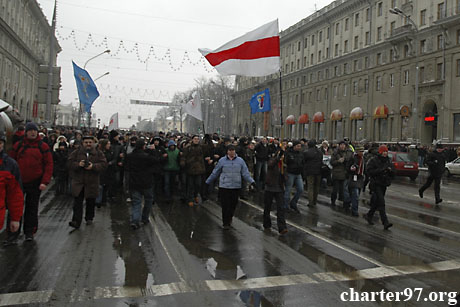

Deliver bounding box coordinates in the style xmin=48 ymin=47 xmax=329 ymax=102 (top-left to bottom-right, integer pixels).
xmin=183 ymin=92 xmax=203 ymax=121
xmin=108 ymin=112 xmax=119 ymax=131
xmin=199 ymin=19 xmax=280 ymax=77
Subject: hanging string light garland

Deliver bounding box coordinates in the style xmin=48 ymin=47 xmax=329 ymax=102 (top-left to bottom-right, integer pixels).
xmin=98 ymin=83 xmax=172 ymax=100
xmin=56 ymin=27 xmax=215 ymax=73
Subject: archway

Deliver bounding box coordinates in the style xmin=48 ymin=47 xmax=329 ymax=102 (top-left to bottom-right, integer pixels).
xmin=421 ymin=100 xmax=438 ymax=144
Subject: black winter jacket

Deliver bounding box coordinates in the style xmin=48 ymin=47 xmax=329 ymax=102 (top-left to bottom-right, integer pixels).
xmin=425 ymin=150 xmax=446 ymax=178
xmin=303 ymin=147 xmax=323 ymax=176
xmin=126 ymin=149 xmax=159 ymax=190
xmin=367 ymin=154 xmax=395 ymax=187
xmin=285 ymin=148 xmax=304 ymax=175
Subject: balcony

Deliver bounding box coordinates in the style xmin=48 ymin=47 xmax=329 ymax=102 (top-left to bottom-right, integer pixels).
xmin=434 ymin=7 xmax=460 ymax=27
xmin=386 ymin=24 xmax=415 ymax=44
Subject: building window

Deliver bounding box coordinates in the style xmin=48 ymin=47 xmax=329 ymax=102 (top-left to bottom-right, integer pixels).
xmin=365 ymin=56 xmax=369 ymax=68
xmin=343 ymin=84 xmax=348 ymax=96
xmin=438 ymin=35 xmax=444 ymax=50
xmin=327 ymin=27 xmax=330 ymax=39
xmin=404 ymin=70 xmax=410 ymax=84
xmin=303 ymin=56 xmax=307 ymax=67
xmin=310 ymin=53 xmax=314 ymax=65
xmin=390 ymin=21 xmax=396 ymax=35
xmin=312 ymin=34 xmax=315 ymax=46
xmin=324 ymin=88 xmax=329 ymax=101
xmin=355 ymin=13 xmax=359 ymax=26
xmin=454 ymin=113 xmax=460 ymax=142
xmin=437 ymin=62 xmax=444 ymax=80
xmin=291 ymin=43 xmax=294 ymax=54
xmin=404 ymin=45 xmax=409 ymax=57
xmin=344 ymin=40 xmax=349 ymax=53
xmin=390 ymin=73 xmax=395 ymax=87
xmin=378 ymin=2 xmax=383 ymax=16
xmin=334 ymin=85 xmax=338 ymax=97
xmin=345 ymin=18 xmax=349 ymax=31
xmin=298 ymin=41 xmax=301 ymax=51
xmin=365 ymin=31 xmax=370 ymax=45
xmin=297 ymin=59 xmax=300 ymax=69
xmin=334 ymin=66 xmax=339 ymax=76
xmin=304 ymin=37 xmax=308 ymax=48
xmin=377 ymin=27 xmax=382 ymax=41
xmin=377 ymin=53 xmax=382 ymax=65
xmin=366 ymin=8 xmax=370 ymax=22
xmin=391 ymin=0 xmax=396 ymax=8
xmin=326 ymin=47 xmax=330 ymax=58
xmin=420 ymin=9 xmax=426 ymax=25
xmin=336 ymin=23 xmax=340 ymax=35
xmin=318 ymin=50 xmax=322 ymax=62
xmin=319 ymin=31 xmax=323 ymax=42
xmin=390 ymin=49 xmax=394 ymax=62
xmin=353 ymin=81 xmax=358 ymax=95
xmin=325 ymin=68 xmax=329 ymax=78
xmin=335 ymin=44 xmax=339 ymax=56
xmin=344 ymin=62 xmax=349 ymax=74
xmin=316 ymin=89 xmax=321 ymax=101
xmin=438 ymin=2 xmax=445 ymax=20
xmin=457 ymin=29 xmax=460 ymax=44
xmin=354 ymin=36 xmax=359 ymax=49
xmin=376 ymin=76 xmax=382 ymax=91
xmin=456 ymin=59 xmax=460 ymax=76
xmin=364 ymin=79 xmax=369 ymax=93
xmin=318 ymin=70 xmax=322 ymax=80
xmin=354 ymin=59 xmax=359 ymax=71
xmin=420 ymin=39 xmax=426 ymax=54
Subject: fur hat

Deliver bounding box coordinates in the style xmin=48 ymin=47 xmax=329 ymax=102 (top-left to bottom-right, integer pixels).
xmin=109 ymin=130 xmax=119 ymax=139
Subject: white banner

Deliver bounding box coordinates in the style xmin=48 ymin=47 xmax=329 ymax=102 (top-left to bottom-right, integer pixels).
xmin=183 ymin=92 xmax=203 ymax=121
xmin=108 ymin=112 xmax=119 ymax=131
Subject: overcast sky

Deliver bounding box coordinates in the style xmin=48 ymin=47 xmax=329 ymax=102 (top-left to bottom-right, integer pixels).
xmin=36 ymin=0 xmax=333 ymax=127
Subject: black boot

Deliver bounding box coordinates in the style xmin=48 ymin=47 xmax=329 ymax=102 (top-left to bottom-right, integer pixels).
xmin=363 ymin=213 xmax=374 ymax=225
xmin=383 ymin=222 xmax=393 ymax=230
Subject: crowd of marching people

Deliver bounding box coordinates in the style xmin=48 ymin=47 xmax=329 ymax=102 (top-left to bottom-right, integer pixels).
xmin=2 ymin=122 xmax=460 ymax=245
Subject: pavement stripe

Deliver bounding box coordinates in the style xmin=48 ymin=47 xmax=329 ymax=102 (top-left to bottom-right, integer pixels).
xmin=2 ymin=258 xmax=459 ymax=305
xmin=239 ymin=199 xmax=398 ymax=271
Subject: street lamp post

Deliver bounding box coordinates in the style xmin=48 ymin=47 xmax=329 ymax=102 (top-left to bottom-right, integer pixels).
xmin=77 ymin=49 xmax=110 ymax=128
xmin=390 ymin=7 xmax=419 ymax=142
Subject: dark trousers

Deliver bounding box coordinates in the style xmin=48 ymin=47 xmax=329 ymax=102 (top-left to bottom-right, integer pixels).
xmin=420 ymin=175 xmax=442 ymax=201
xmin=186 ymin=174 xmax=202 ymax=202
xmin=367 ymin=185 xmax=389 ymax=225
xmin=71 ymin=189 xmax=96 ymax=226
xmin=220 ymin=188 xmax=240 ymax=226
xmin=263 ymin=190 xmax=286 ymax=233
xmin=331 ymin=179 xmax=344 ymax=203
xmin=7 ymin=179 xmax=42 ymax=239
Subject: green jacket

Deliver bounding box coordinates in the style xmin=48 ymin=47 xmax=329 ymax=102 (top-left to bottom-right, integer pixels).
xmin=164 ymin=148 xmax=180 ymax=172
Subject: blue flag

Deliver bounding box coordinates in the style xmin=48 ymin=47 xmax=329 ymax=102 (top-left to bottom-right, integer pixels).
xmin=72 ymin=61 xmax=100 ymax=113
xmin=249 ymin=88 xmax=271 ymax=114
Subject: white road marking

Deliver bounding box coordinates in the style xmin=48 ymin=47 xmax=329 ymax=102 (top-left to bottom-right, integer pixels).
xmin=1 ymin=258 xmax=459 ymax=305
xmin=239 ymin=199 xmax=399 ymax=271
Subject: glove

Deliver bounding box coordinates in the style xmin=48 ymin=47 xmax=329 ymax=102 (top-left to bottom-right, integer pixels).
xmin=250 ymin=182 xmax=257 ymax=190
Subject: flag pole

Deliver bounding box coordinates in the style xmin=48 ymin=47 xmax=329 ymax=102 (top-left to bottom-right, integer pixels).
xmin=279 ymin=70 xmax=284 ymax=139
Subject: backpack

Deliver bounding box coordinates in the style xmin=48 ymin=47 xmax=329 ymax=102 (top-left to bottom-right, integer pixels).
xmin=15 ymin=139 xmax=49 ymax=158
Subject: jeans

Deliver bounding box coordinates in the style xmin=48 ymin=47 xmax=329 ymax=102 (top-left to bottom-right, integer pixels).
xmin=164 ymin=171 xmax=178 ymax=198
xmin=349 ymin=187 xmax=360 ymax=214
xmin=131 ymin=188 xmax=154 ymax=224
xmin=284 ymin=173 xmax=304 ymax=209
xmin=254 ymin=160 xmax=268 ymax=189
xmin=263 ymin=190 xmax=286 ymax=233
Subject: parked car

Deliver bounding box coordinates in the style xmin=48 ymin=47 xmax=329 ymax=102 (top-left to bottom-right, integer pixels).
xmin=445 ymin=157 xmax=460 ymax=176
xmin=388 ymin=151 xmax=419 ymax=181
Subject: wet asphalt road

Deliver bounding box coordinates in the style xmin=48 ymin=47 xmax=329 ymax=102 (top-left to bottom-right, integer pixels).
xmin=0 ymin=172 xmax=460 ymax=306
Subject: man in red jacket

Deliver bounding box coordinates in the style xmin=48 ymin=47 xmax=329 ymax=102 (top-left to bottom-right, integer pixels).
xmin=0 ymin=132 xmax=24 ymax=246
xmin=9 ymin=122 xmax=53 ymax=241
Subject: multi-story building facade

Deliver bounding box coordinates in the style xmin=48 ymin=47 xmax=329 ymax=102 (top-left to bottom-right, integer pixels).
xmin=233 ymin=0 xmax=460 ymax=144
xmin=0 ymin=0 xmax=61 ymax=124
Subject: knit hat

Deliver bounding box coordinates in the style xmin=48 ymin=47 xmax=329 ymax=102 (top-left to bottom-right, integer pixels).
xmin=167 ymin=140 xmax=176 ymax=147
xmin=378 ymin=145 xmax=389 ymax=154
xmin=435 ymin=143 xmax=443 ymax=149
xmin=339 ymin=140 xmax=346 ymax=145
xmin=292 ymin=140 xmax=301 ymax=147
xmin=25 ymin=122 xmax=39 ymax=132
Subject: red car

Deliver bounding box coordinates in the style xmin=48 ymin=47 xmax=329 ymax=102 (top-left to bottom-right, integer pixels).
xmin=388 ymin=151 xmax=419 ymax=181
